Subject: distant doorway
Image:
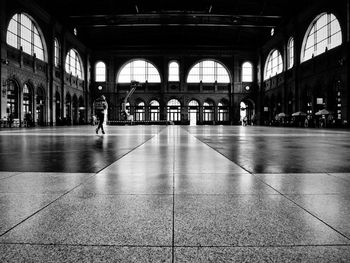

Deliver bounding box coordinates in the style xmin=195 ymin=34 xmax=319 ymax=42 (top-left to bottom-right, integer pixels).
xmin=240 ymin=99 xmax=255 ymax=125
xmin=188 ymin=100 xmax=199 ymax=126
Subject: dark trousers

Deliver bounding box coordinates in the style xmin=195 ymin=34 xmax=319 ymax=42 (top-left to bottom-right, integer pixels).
xmin=96 ymin=112 xmax=105 ymax=131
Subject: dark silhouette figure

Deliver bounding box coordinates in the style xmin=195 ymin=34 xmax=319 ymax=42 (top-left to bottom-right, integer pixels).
xmin=94 ymin=95 xmax=108 ymax=134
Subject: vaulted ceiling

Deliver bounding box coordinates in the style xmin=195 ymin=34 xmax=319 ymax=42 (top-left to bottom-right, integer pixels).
xmin=33 ymin=0 xmax=310 ymax=50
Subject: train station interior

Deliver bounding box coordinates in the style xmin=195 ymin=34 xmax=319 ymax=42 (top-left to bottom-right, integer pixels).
xmin=0 ymin=0 xmax=350 ymax=262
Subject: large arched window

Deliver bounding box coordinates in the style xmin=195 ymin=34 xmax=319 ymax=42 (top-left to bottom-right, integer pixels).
xmin=65 ymin=49 xmax=83 ymax=79
xmin=169 ymin=61 xmax=179 ymax=81
xmin=187 ymin=60 xmax=230 ymax=83
xmin=264 ymin=49 xmax=283 ymax=80
xmin=117 ymin=60 xmax=161 ymax=83
xmin=287 ymin=38 xmax=294 ymax=69
xmin=95 ymin=61 xmax=106 ymax=82
xmin=6 ymin=13 xmax=46 ymax=61
xmin=54 ymin=38 xmax=60 ymax=67
xmin=301 ymin=13 xmax=342 ymax=63
xmin=242 ymin=62 xmax=253 ymax=82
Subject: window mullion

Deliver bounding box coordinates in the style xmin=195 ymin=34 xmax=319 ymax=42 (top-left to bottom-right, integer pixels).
xmin=17 ymin=14 xmax=21 ymax=50
xmin=31 ymin=22 xmax=34 ymax=57
xmin=327 ymin=13 xmax=331 ymax=46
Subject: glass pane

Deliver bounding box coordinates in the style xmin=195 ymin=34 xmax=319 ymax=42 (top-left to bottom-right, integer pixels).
xmin=217 ymin=74 xmax=230 ymax=83
xmin=330 ymin=32 xmax=342 ymax=48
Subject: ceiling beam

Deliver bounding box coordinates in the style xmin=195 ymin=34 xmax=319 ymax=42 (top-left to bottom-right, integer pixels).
xmin=69 ymin=13 xmax=281 ymax=28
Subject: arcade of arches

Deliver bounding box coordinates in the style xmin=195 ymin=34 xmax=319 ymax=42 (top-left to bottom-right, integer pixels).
xmin=0 ymin=2 xmax=349 ymax=128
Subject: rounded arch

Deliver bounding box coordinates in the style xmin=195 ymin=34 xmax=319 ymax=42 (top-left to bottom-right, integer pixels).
xmin=149 ymin=99 xmax=160 ymax=106
xmin=301 ymin=12 xmax=342 ymax=63
xmin=264 ymin=49 xmax=283 ymax=80
xmin=95 ymin=61 xmax=106 ymax=82
xmin=168 ymin=60 xmax=179 ymax=81
xmin=135 ymin=99 xmax=145 ymax=121
xmin=149 ymin=99 xmax=160 ymax=121
xmin=117 ymin=59 xmax=161 ymax=83
xmin=65 ymin=48 xmax=84 ymax=80
xmin=36 ymin=86 xmax=45 ymax=125
xmin=218 ymin=98 xmax=229 ymax=122
xmin=188 ymin=99 xmax=200 ymax=107
xmin=186 ymin=59 xmax=231 ymax=83
xmin=22 ymin=82 xmax=34 ymax=121
xmin=188 ymin=99 xmax=200 ymax=124
xmin=240 ymin=97 xmax=256 ymax=125
xmin=242 ymin=61 xmax=253 ymax=82
xmin=167 ymin=98 xmax=181 ymax=122
xmin=78 ymin=96 xmax=84 ymax=107
xmin=72 ymin=94 xmax=78 ymax=104
xmin=65 ymin=92 xmax=71 ymax=102
xmin=218 ymin=98 xmax=229 ymax=106
xmin=203 ymin=98 xmax=215 ymax=106
xmin=65 ymin=92 xmax=72 ymax=123
xmin=287 ymin=37 xmax=294 ymax=69
xmin=203 ymin=98 xmax=215 ymax=122
xmin=167 ymin=98 xmax=181 ymax=106
xmin=6 ymin=78 xmax=20 ymax=119
xmin=6 ymin=12 xmax=48 ymax=61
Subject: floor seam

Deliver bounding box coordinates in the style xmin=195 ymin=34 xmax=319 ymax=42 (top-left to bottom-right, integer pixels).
xmin=0 ymin=128 xmax=165 ymax=238
xmin=172 ymin=126 xmax=176 ymax=263
xmin=180 ymin=126 xmax=252 ymax=174
xmin=1 ymin=242 xmax=349 ymax=248
xmin=253 ymin=176 xmax=350 ymax=242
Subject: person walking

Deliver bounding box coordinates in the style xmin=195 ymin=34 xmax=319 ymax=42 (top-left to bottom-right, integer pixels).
xmin=94 ymin=95 xmax=108 ymax=134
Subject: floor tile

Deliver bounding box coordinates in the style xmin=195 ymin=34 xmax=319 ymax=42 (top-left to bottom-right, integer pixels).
xmin=0 ymin=172 xmax=94 ymax=194
xmin=255 ymin=173 xmax=350 ymax=194
xmin=0 ymin=244 xmax=172 ymax=263
xmin=174 ymin=195 xmax=350 ymax=246
xmin=174 ymin=246 xmax=350 ymax=262
xmin=75 ymin=172 xmax=173 ymax=194
xmin=101 ymin=161 xmax=174 ymax=175
xmin=0 ymin=194 xmax=173 ymax=246
xmin=175 ymin=173 xmax=276 ymax=194
xmin=0 ymin=172 xmax=21 ymax=180
xmin=0 ymin=193 xmax=60 ymax=234
xmin=329 ymin=173 xmax=350 ymax=183
xmin=287 ymin=194 xmax=350 ymax=238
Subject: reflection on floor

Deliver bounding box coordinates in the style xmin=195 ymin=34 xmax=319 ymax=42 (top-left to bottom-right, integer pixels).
xmin=0 ymin=126 xmax=350 ymax=262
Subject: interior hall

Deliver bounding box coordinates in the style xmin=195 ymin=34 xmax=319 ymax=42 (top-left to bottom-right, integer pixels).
xmin=0 ymin=0 xmax=350 ymax=262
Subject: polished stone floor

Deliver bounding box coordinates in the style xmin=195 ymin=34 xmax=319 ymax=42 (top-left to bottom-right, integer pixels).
xmin=0 ymin=125 xmax=350 ymax=262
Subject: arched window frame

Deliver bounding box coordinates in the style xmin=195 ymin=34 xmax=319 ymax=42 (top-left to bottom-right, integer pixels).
xmin=95 ymin=61 xmax=106 ymax=82
xmin=65 ymin=49 xmax=84 ymax=80
xmin=149 ymin=100 xmax=160 ymax=121
xmin=264 ymin=49 xmax=283 ymax=80
xmin=135 ymin=100 xmax=145 ymax=121
xmin=167 ymin=99 xmax=181 ymax=121
xmin=6 ymin=13 xmax=47 ymax=61
xmin=54 ymin=38 xmax=60 ymax=67
xmin=187 ymin=60 xmax=230 ymax=83
xmin=287 ymin=37 xmax=294 ymax=69
xmin=168 ymin=61 xmax=179 ymax=81
xmin=242 ymin=61 xmax=253 ymax=82
xmin=301 ymin=13 xmax=342 ymax=63
xmin=117 ymin=59 xmax=161 ymax=83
